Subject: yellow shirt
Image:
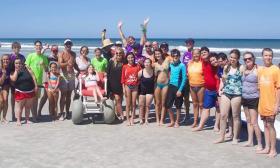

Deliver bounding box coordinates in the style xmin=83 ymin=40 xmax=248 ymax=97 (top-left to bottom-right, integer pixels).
xmin=187 ymin=61 xmax=205 ymax=86
xmin=258 ymin=65 xmax=280 ymax=116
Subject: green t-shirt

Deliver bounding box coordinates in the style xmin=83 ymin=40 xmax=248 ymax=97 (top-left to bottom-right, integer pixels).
xmin=25 ymin=52 xmax=48 ymax=85
xmin=91 ymin=57 xmax=108 ymax=72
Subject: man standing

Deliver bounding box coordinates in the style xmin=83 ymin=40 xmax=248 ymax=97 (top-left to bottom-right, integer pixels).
xmin=58 ymin=39 xmax=79 ymax=120
xmin=181 ymin=38 xmax=195 ymax=122
xmin=25 ymin=40 xmax=48 ymax=121
xmin=257 ymin=48 xmax=280 ymax=158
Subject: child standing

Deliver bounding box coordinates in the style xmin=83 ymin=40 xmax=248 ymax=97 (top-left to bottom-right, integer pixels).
xmin=47 ymin=62 xmax=60 ymax=121
xmin=121 ymin=52 xmax=141 ymax=126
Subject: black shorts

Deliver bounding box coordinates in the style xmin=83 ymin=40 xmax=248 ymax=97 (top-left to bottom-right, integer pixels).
xmin=242 ymin=98 xmax=259 ymax=110
xmin=139 ymin=85 xmax=154 ymax=95
xmin=183 ymin=79 xmax=190 ymax=97
xmin=165 ymin=84 xmax=184 ymax=109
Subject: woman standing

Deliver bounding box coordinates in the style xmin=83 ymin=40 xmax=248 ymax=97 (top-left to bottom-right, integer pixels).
xmin=107 ymin=47 xmax=125 ymax=120
xmin=0 ymin=54 xmax=10 ymax=123
xmin=154 ymin=49 xmax=169 ymax=126
xmin=10 ymin=58 xmax=38 ymax=126
xmin=121 ymin=52 xmax=141 ymax=126
xmin=76 ymin=46 xmax=91 ymax=74
xmin=187 ymin=49 xmax=205 ymax=127
xmin=241 ymin=52 xmax=262 ymax=150
xmin=138 ymin=58 xmax=154 ymax=125
xmin=215 ymin=49 xmax=244 ymax=144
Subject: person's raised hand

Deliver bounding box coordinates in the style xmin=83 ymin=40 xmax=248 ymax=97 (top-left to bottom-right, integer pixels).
xmin=118 ymin=21 xmax=123 ymax=29
xmin=143 ymin=17 xmax=150 ymax=27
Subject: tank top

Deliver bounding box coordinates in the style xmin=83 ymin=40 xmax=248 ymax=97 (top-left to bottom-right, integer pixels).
xmin=242 ymin=67 xmax=259 ymax=99
xmin=140 ymin=70 xmax=154 ymax=90
xmin=223 ymin=66 xmax=242 ymax=95
xmin=14 ymin=69 xmax=35 ymax=92
xmin=187 ymin=61 xmax=205 ymax=86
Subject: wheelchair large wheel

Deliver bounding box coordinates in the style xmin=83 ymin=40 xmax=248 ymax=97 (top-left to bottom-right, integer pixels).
xmin=103 ymin=99 xmax=115 ymax=124
xmin=72 ymin=99 xmax=84 ymax=124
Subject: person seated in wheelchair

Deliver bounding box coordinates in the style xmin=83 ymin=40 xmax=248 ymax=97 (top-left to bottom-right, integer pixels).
xmin=83 ymin=65 xmax=106 ymax=103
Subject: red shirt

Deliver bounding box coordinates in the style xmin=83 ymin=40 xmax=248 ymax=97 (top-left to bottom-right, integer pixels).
xmin=121 ymin=64 xmax=141 ymax=86
xmin=202 ymin=60 xmax=219 ymax=91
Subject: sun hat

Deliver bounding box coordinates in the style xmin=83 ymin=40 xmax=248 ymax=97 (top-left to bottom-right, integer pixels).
xmin=102 ymin=39 xmax=114 ymax=49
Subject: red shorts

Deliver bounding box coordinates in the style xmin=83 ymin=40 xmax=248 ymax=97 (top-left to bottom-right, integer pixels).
xmin=15 ymin=90 xmax=35 ymax=101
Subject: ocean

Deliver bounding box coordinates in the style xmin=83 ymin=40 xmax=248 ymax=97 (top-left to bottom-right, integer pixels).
xmin=0 ymin=38 xmax=280 ymax=65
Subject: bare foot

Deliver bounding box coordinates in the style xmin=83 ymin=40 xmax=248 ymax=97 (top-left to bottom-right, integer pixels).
xmin=231 ymin=139 xmax=239 ymax=145
xmin=242 ymin=142 xmax=253 ymax=147
xmin=139 ymin=120 xmax=144 ymax=125
xmin=191 ymin=123 xmax=197 ymax=128
xmin=174 ymin=123 xmax=179 ymax=128
xmin=213 ymin=127 xmax=220 ymax=132
xmin=130 ymin=119 xmax=134 ymax=126
xmin=268 ymin=151 xmax=277 ymax=158
xmin=167 ymin=123 xmax=175 ymax=127
xmin=16 ymin=121 xmax=22 ymax=126
xmin=1 ymin=119 xmax=9 ymax=124
xmin=225 ymin=133 xmax=233 ymax=139
xmin=213 ymin=138 xmax=225 ymax=144
xmin=192 ymin=127 xmax=203 ymax=132
xmin=145 ymin=122 xmax=149 ymax=126
xmin=256 ymin=148 xmax=270 ymax=154
xmin=159 ymin=122 xmax=164 ymax=126
xmin=25 ymin=120 xmax=33 ymax=124
xmin=126 ymin=121 xmax=131 ymax=126
xmin=255 ymin=145 xmax=263 ymax=152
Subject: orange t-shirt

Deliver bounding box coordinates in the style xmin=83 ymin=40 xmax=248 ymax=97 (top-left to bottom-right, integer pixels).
xmin=258 ymin=65 xmax=280 ymax=116
xmin=187 ymin=61 xmax=205 ymax=86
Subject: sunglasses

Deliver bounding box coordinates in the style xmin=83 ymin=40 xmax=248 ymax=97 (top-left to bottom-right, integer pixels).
xmin=145 ymin=45 xmax=152 ymax=47
xmin=243 ymin=57 xmax=253 ymax=62
xmin=116 ymin=52 xmax=123 ymax=55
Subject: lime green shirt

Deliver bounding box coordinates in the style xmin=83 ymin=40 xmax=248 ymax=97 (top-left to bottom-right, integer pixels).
xmin=25 ymin=52 xmax=48 ymax=85
xmin=91 ymin=57 xmax=108 ymax=72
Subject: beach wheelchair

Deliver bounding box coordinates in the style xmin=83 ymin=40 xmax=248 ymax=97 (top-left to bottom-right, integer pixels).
xmin=71 ymin=72 xmax=115 ymax=124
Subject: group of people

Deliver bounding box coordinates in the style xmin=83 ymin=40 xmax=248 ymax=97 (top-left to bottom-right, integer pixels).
xmin=0 ymin=19 xmax=280 ymax=158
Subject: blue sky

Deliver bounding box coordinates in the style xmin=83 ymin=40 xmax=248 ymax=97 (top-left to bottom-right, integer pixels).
xmin=0 ymin=0 xmax=280 ymax=39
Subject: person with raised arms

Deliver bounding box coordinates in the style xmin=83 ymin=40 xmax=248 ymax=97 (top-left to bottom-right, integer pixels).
xmin=118 ymin=18 xmax=149 ymax=66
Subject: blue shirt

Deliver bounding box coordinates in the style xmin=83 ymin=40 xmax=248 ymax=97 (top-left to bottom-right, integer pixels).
xmin=169 ymin=61 xmax=187 ymax=92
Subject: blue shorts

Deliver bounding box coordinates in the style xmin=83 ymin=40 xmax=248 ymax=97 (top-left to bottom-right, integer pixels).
xmin=203 ymin=89 xmax=217 ymax=109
